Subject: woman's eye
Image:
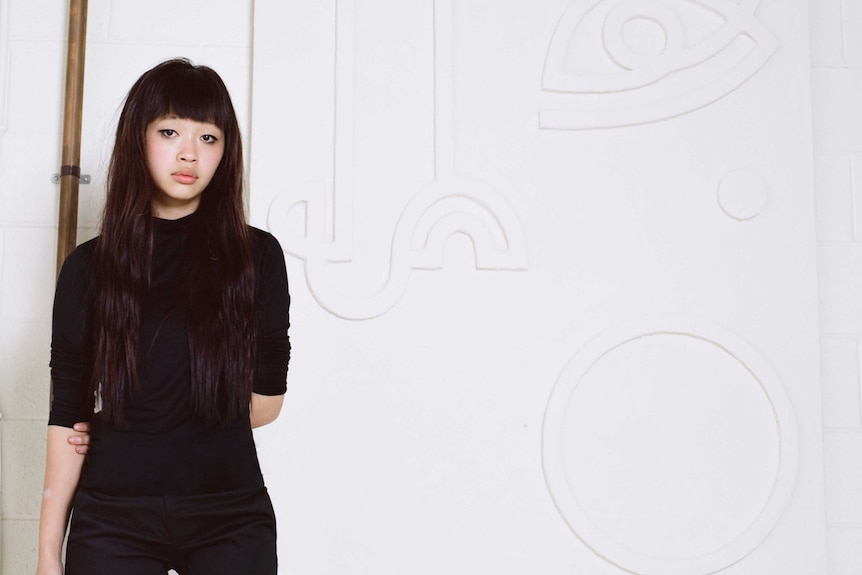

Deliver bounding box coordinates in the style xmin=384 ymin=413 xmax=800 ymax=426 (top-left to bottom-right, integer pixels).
xmin=158 ymin=129 xmax=176 ymax=137
xmin=201 ymin=134 xmax=218 ymax=143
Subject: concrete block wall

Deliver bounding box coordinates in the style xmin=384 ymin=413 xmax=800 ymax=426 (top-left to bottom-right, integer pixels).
xmin=812 ymin=1 xmax=862 ymax=573
xmin=0 ymin=1 xmax=253 ymax=573
xmin=1 ymin=1 xmax=73 ymax=571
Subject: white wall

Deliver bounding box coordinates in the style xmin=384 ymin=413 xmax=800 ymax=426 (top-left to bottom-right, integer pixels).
xmin=0 ymin=1 xmax=858 ymax=574
xmin=249 ymin=1 xmax=822 ymax=573
xmin=810 ymin=0 xmax=862 ymax=571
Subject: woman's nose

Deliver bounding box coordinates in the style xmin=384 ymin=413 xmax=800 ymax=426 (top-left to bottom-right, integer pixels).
xmin=178 ymin=142 xmax=197 ymax=162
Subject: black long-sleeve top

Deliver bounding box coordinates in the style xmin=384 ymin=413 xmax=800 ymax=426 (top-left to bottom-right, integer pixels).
xmin=48 ymin=213 xmax=290 ymax=496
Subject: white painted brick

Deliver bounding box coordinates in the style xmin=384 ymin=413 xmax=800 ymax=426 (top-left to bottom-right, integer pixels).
xmin=7 ymin=40 xmax=65 ymax=133
xmin=108 ymin=1 xmax=252 ymax=46
xmin=824 ymin=432 xmax=862 ymax=523
xmin=844 ymin=0 xmax=862 ymax=66
xmin=819 ymin=244 xmax=862 ymax=334
xmin=2 ymin=519 xmax=39 ymax=575
xmin=815 ymin=154 xmax=854 ymax=242
xmin=0 ymin=132 xmax=61 ymax=226
xmin=850 ymin=154 xmax=862 ymax=243
xmin=821 ymin=337 xmax=862 ymax=428
xmin=0 ymin=227 xmax=57 ymax=323
xmin=9 ymin=0 xmax=67 ymax=41
xmin=809 ymin=0 xmax=845 ymax=65
xmin=73 ymin=135 xmax=110 ymax=229
xmin=827 ymin=526 xmax=862 ymax=575
xmin=811 ymin=67 xmax=862 ymax=153
xmin=0 ymin=321 xmax=51 ymax=420
xmin=1 ymin=419 xmax=47 ymax=519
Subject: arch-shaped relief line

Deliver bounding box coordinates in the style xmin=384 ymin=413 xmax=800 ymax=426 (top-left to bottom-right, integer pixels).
xmin=539 ymin=0 xmax=776 ymax=129
xmin=542 ymin=316 xmax=799 ymax=575
xmin=302 ymin=179 xmax=527 ymax=320
xmin=413 ymin=210 xmax=511 ymax=270
xmin=409 ymin=193 xmax=525 ymax=268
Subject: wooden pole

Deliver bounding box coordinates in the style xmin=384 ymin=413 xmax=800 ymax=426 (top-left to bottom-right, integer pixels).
xmin=56 ymin=0 xmax=88 ymax=278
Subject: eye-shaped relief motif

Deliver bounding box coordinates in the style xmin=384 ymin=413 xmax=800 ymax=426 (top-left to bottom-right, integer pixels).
xmin=541 ymin=0 xmax=777 ymax=129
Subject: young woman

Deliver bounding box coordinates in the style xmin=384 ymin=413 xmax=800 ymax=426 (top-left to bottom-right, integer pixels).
xmin=36 ymin=58 xmax=290 ymax=575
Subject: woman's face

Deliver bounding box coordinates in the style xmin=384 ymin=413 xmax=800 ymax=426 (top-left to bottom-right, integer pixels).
xmin=145 ymin=115 xmax=225 ymax=219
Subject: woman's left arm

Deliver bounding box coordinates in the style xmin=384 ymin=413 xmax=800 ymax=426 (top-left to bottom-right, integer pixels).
xmin=251 ymin=232 xmax=290 ymax=429
xmin=250 ymin=392 xmax=284 ymax=428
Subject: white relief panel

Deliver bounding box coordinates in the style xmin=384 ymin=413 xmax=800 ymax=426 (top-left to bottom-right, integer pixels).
xmin=251 ymin=1 xmax=823 ymax=573
xmin=543 ymin=316 xmax=798 ymax=575
xmin=265 ymin=0 xmax=526 ymax=320
xmin=540 ymin=0 xmax=777 ymax=129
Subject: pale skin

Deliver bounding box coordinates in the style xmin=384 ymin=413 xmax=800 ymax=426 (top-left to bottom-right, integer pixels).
xmin=35 ymin=115 xmax=284 ymax=575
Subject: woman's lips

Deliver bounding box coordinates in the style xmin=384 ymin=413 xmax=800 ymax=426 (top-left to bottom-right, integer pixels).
xmin=172 ymin=172 xmax=197 ymax=184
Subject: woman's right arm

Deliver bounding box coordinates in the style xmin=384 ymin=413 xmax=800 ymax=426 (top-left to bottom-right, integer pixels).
xmin=36 ymin=425 xmax=88 ymax=575
xmin=40 ymin=245 xmax=95 ymax=574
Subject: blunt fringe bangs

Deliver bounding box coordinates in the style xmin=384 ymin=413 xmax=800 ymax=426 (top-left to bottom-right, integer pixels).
xmin=133 ymin=58 xmax=235 ymax=131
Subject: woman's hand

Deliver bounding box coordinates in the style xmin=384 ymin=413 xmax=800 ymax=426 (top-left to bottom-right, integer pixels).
xmin=67 ymin=422 xmax=91 ymax=455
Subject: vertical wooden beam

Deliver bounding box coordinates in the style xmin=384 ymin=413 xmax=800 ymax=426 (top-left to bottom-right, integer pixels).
xmin=56 ymin=0 xmax=88 ymax=277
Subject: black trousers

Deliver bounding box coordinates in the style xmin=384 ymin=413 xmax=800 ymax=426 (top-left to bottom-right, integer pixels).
xmin=65 ymin=486 xmax=277 ymax=575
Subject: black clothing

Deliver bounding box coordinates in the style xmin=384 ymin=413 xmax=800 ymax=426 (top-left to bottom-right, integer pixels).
xmin=48 ymin=213 xmax=290 ymax=496
xmin=66 ymin=487 xmax=277 ymax=575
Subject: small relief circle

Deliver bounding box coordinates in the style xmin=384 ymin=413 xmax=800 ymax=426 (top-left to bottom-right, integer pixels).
xmin=543 ymin=318 xmax=798 ymax=575
xmin=603 ymin=1 xmax=684 ymax=70
xmin=718 ymin=169 xmax=768 ymax=221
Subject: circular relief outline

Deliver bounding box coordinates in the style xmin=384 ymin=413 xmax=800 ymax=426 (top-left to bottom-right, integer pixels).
xmin=542 ymin=316 xmax=799 ymax=575
xmin=602 ymin=0 xmax=685 ymax=72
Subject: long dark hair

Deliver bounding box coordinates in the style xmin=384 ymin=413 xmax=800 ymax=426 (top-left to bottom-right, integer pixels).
xmin=90 ymin=58 xmax=256 ymax=425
